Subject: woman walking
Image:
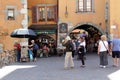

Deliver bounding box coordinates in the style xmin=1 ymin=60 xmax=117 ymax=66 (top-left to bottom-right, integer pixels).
xmin=97 ymin=35 xmax=109 ymax=68
xmin=78 ymin=37 xmax=86 ymax=68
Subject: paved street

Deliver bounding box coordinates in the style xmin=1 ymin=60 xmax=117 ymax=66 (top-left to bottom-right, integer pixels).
xmin=0 ymin=53 xmax=120 ymax=80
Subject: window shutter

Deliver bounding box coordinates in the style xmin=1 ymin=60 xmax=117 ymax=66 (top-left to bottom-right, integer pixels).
xmin=54 ymin=5 xmax=58 ymax=22
xmin=92 ymin=0 xmax=94 ymax=12
xmin=32 ymin=6 xmax=37 ymax=23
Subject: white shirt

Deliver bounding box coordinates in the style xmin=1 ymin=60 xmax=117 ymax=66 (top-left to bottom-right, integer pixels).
xmin=79 ymin=41 xmax=86 ymax=48
xmin=98 ymin=40 xmax=108 ymax=52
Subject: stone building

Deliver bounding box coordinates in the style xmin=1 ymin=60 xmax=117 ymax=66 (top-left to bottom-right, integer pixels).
xmin=0 ymin=0 xmax=120 ymax=52
xmin=0 ymin=0 xmax=24 ymax=52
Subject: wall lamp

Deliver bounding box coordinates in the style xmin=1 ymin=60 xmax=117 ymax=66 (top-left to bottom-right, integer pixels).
xmin=65 ymin=6 xmax=68 ymax=18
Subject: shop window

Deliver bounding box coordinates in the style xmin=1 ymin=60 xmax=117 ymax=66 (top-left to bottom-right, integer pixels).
xmin=77 ymin=0 xmax=94 ymax=12
xmin=7 ymin=8 xmax=15 ymax=20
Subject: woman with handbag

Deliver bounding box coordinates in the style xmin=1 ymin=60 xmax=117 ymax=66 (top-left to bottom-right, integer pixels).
xmin=98 ymin=35 xmax=109 ymax=68
xmin=78 ymin=37 xmax=86 ymax=68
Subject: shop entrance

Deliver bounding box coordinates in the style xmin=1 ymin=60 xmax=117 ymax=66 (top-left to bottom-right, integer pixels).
xmin=28 ymin=24 xmax=57 ymax=57
xmin=69 ymin=23 xmax=104 ymax=53
xmin=38 ymin=34 xmax=57 ymax=55
xmin=29 ymin=34 xmax=57 ymax=58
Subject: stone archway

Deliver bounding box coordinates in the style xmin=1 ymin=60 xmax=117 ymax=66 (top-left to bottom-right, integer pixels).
xmin=67 ymin=22 xmax=105 ymax=53
xmin=68 ymin=22 xmax=105 ymax=34
xmin=68 ymin=22 xmax=105 ymax=35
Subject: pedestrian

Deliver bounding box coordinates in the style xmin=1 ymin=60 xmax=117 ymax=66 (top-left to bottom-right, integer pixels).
xmin=62 ymin=36 xmax=74 ymax=70
xmin=29 ymin=40 xmax=39 ymax=62
xmin=78 ymin=37 xmax=86 ymax=68
xmin=75 ymin=38 xmax=81 ymax=60
xmin=28 ymin=47 xmax=33 ymax=61
xmin=42 ymin=44 xmax=49 ymax=58
xmin=14 ymin=40 xmax=21 ymax=62
xmin=80 ymin=31 xmax=87 ymax=39
xmin=97 ymin=35 xmax=109 ymax=68
xmin=111 ymin=35 xmax=120 ymax=67
xmin=71 ymin=39 xmax=76 ymax=58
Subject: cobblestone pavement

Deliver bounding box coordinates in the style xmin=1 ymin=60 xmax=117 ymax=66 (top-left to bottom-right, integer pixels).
xmin=0 ymin=53 xmax=120 ymax=80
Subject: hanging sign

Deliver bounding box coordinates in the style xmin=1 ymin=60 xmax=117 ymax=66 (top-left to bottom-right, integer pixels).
xmin=59 ymin=23 xmax=68 ymax=33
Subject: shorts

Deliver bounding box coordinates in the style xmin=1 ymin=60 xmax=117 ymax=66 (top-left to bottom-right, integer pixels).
xmin=112 ymin=51 xmax=120 ymax=58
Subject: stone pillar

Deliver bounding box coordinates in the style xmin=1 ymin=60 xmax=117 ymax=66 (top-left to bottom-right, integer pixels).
xmin=20 ymin=0 xmax=28 ymax=29
xmin=20 ymin=0 xmax=28 ymax=46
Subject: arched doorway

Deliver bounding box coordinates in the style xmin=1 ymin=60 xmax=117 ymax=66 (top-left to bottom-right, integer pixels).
xmin=68 ymin=22 xmax=104 ymax=53
xmin=69 ymin=22 xmax=104 ymax=35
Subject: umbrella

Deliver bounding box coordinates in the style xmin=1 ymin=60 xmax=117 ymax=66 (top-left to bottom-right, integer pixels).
xmin=10 ymin=28 xmax=37 ymax=38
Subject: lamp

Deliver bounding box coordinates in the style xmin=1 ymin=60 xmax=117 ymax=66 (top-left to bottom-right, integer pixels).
xmin=65 ymin=6 xmax=68 ymax=18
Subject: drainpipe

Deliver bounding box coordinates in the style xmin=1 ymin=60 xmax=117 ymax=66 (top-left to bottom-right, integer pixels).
xmin=57 ymin=20 xmax=61 ymax=47
xmin=105 ymin=0 xmax=110 ymax=40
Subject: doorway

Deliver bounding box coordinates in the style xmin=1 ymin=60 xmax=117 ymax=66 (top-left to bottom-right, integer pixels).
xmin=69 ymin=24 xmax=103 ymax=53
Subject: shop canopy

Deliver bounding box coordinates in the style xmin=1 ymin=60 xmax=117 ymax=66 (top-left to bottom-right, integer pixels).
xmin=28 ymin=24 xmax=57 ymax=34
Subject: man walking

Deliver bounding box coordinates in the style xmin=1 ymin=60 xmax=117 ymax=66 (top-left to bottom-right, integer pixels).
xmin=111 ymin=35 xmax=120 ymax=67
xmin=62 ymin=36 xmax=74 ymax=69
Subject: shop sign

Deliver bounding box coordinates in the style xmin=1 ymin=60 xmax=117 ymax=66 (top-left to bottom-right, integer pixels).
xmin=34 ymin=30 xmax=56 ymax=34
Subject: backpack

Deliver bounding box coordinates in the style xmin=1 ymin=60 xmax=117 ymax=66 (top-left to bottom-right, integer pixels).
xmin=68 ymin=42 xmax=73 ymax=51
xmin=63 ymin=40 xmax=72 ymax=51
xmin=33 ymin=44 xmax=39 ymax=50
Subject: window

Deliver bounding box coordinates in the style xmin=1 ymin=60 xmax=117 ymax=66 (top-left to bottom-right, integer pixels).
xmin=78 ymin=0 xmax=94 ymax=12
xmin=32 ymin=5 xmax=57 ymax=23
xmin=86 ymin=0 xmax=92 ymax=11
xmin=47 ymin=6 xmax=55 ymax=21
xmin=7 ymin=8 xmax=15 ymax=20
xmin=39 ymin=7 xmax=46 ymax=21
xmin=78 ymin=0 xmax=84 ymax=11
xmin=38 ymin=6 xmax=56 ymax=22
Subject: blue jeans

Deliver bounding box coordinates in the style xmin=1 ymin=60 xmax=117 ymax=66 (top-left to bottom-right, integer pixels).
xmin=15 ymin=50 xmax=21 ymax=62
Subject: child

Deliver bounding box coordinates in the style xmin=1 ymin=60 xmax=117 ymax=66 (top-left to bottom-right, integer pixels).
xmin=28 ymin=47 xmax=33 ymax=61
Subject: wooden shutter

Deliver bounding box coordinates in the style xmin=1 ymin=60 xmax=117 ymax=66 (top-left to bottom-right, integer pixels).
xmin=54 ymin=5 xmax=58 ymax=23
xmin=32 ymin=6 xmax=37 ymax=23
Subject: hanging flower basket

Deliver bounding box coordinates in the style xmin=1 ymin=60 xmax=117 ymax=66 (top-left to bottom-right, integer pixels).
xmin=2 ymin=32 xmax=8 ymax=36
xmin=0 ymin=31 xmax=8 ymax=36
